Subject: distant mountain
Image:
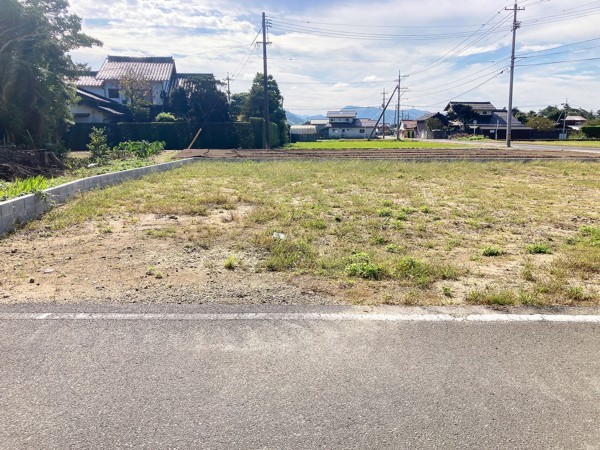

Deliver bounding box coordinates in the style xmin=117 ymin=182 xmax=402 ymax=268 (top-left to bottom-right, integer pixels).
xmin=286 ymin=107 xmax=430 ymax=125
xmin=285 ymin=110 xmax=308 ymax=125
xmin=342 ymin=106 xmax=430 ymax=123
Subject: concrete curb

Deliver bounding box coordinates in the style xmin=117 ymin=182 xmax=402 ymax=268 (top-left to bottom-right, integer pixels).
xmin=0 ymin=158 xmax=198 ymax=237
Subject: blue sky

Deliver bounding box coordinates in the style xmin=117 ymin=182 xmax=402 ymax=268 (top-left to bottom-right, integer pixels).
xmin=69 ymin=0 xmax=600 ymax=116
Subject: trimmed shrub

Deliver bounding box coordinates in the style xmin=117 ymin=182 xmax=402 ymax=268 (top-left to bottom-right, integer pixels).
xmin=581 ymin=125 xmax=600 ymax=138
xmin=249 ymin=117 xmax=265 ymax=148
xmin=65 ymin=121 xmax=260 ymax=150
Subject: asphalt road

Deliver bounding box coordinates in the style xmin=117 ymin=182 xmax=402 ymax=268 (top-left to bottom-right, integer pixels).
xmin=1 ymin=305 xmax=599 ymax=449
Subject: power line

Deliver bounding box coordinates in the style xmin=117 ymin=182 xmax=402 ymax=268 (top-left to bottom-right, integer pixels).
xmin=517 ymin=37 xmax=600 ymax=57
xmin=269 ymin=19 xmax=511 ymax=41
xmin=516 ymin=56 xmax=600 ymax=66
xmin=406 ymin=11 xmax=512 ymax=77
xmin=230 ymin=29 xmax=262 ymax=80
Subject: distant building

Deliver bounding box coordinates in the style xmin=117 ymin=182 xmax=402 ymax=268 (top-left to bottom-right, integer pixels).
xmin=309 ymin=119 xmax=331 ymax=139
xmin=415 ymin=112 xmax=450 ymax=139
xmin=444 ymin=101 xmax=532 ymax=139
xmin=73 ymin=55 xmax=211 ymax=123
xmin=290 ymin=125 xmax=318 ymax=142
xmin=77 ymin=56 xmax=178 ymax=106
xmin=561 ymin=115 xmax=588 ymax=131
xmin=325 ymin=110 xmax=376 ymax=139
xmin=71 ymin=88 xmax=129 ymax=123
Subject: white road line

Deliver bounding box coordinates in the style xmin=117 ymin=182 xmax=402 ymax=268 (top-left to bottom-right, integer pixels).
xmin=0 ymin=312 xmax=599 ymax=323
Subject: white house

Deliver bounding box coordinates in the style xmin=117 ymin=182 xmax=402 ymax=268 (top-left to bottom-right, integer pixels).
xmin=76 ymin=56 xmax=177 ymax=107
xmin=71 ymin=88 xmax=128 ymax=123
xmin=326 ymin=110 xmax=376 ymax=139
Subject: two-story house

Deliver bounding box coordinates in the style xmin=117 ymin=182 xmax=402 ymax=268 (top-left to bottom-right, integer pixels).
xmin=72 ymin=56 xmax=212 ymax=124
xmin=444 ymin=101 xmax=532 ymax=139
xmin=77 ymin=56 xmax=177 ymax=107
xmin=326 ymin=110 xmax=377 ymax=139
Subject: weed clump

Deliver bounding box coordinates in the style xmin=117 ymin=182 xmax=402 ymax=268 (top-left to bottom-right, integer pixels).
xmin=264 ymin=237 xmax=315 ymax=272
xmin=385 ymin=244 xmax=402 ymax=253
xmin=526 ymin=242 xmax=552 ymax=254
xmin=0 ymin=175 xmax=48 ymax=201
xmin=345 ymin=252 xmax=383 ymax=280
xmin=482 ymin=246 xmax=504 ymax=257
xmin=466 ymin=289 xmax=516 ymax=305
xmin=377 ymin=208 xmax=393 ymax=217
xmin=567 ymin=285 xmax=588 ymax=302
xmin=224 ymin=255 xmax=239 ymax=270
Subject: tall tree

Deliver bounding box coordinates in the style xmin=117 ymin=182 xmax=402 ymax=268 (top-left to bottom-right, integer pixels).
xmin=425 ymin=117 xmax=444 ymax=131
xmin=242 ymin=73 xmax=286 ymax=124
xmin=167 ymin=74 xmax=229 ymax=122
xmin=526 ymin=116 xmax=556 ymax=131
xmin=229 ymin=92 xmax=248 ymax=121
xmin=446 ymin=104 xmax=478 ymax=131
xmin=512 ymin=107 xmax=527 ymax=124
xmin=0 ymin=0 xmax=101 ymax=149
xmin=538 ymin=105 xmax=562 ymax=122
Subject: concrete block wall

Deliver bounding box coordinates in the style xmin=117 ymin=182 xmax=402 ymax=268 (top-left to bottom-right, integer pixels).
xmin=0 ymin=158 xmax=198 ymax=237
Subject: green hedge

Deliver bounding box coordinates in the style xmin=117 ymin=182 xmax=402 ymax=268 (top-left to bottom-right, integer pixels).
xmin=65 ymin=121 xmax=272 ymax=150
xmin=581 ymin=125 xmax=600 ymax=138
xmin=249 ymin=117 xmax=265 ymax=148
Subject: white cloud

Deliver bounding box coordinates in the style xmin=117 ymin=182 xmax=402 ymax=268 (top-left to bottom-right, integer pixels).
xmin=68 ymin=0 xmax=600 ymax=115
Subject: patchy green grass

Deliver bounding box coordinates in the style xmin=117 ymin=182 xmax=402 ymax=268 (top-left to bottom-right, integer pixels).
xmin=285 ymin=139 xmax=461 ymax=149
xmin=514 ymin=140 xmax=600 ymax=148
xmin=0 ymin=152 xmax=174 ymax=201
xmin=28 ymin=159 xmax=600 ymax=305
xmin=0 ymin=175 xmax=48 ymax=201
xmin=526 ymin=242 xmax=552 ymax=254
xmin=482 ymin=246 xmax=504 ymax=257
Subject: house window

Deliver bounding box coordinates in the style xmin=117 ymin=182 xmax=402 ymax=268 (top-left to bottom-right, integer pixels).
xmin=108 ymin=88 xmax=119 ymax=99
xmin=359 ymin=129 xmax=365 ymax=133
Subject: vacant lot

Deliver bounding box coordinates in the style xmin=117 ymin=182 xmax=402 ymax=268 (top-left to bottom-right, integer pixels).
xmin=1 ymin=160 xmax=598 ymax=306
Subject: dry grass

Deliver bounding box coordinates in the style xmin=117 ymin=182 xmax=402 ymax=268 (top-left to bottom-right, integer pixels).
xmin=23 ymin=159 xmax=600 ymax=306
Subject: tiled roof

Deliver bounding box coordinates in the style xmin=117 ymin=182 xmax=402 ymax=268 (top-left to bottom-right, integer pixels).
xmin=76 ymin=74 xmax=103 ymax=87
xmin=97 ymin=105 xmax=125 ymax=116
xmin=96 ymin=56 xmax=176 ymax=81
xmin=476 ymin=110 xmax=531 ymax=130
xmin=327 ymin=110 xmax=357 ymax=118
xmin=174 ymin=73 xmax=215 ymax=90
xmin=445 ymin=101 xmax=497 ymax=112
xmin=76 ymin=88 xmax=128 ymax=116
xmin=355 ymin=118 xmax=376 ymax=127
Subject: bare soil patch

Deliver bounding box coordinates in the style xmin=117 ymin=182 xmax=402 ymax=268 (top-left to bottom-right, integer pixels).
xmin=1 ymin=159 xmax=598 ymax=306
xmin=0 ymin=212 xmax=333 ymax=305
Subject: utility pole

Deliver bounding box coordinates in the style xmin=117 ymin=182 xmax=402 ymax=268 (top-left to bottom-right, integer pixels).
xmin=260 ymin=12 xmax=271 ymax=149
xmin=381 ymin=89 xmax=386 ymax=139
xmin=368 ymin=85 xmax=398 ymax=140
xmin=225 ymin=72 xmax=231 ymax=103
xmin=506 ymin=2 xmax=524 ymax=148
xmin=396 ymin=71 xmax=408 ymax=140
